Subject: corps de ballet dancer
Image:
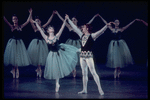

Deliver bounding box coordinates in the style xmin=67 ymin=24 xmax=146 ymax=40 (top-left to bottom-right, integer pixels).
xmin=3 ymin=8 xmax=32 ymax=78
xmin=32 ymin=15 xmax=78 ymax=92
xmin=28 ymin=9 xmax=56 ymax=78
xmin=98 ymin=14 xmax=140 ymax=78
xmin=65 ymin=14 xmax=111 ymax=95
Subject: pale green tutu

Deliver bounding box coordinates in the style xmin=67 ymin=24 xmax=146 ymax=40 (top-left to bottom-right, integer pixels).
xmin=4 ymin=38 xmax=31 ymax=67
xmin=27 ymin=39 xmax=49 ymax=66
xmin=44 ymin=43 xmax=78 ymax=79
xmin=106 ymin=39 xmax=134 ymax=68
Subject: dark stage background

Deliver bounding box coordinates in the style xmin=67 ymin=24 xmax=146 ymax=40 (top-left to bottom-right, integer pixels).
xmin=2 ymin=1 xmax=148 ymax=65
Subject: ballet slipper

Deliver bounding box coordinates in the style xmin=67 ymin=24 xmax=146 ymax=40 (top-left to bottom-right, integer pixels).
xmin=78 ymin=90 xmax=87 ymax=94
xmin=35 ymin=69 xmax=39 ymax=78
xmin=99 ymin=90 xmax=104 ymax=95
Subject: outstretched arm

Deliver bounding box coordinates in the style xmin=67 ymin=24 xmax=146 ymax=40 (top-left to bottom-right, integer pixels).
xmin=140 ymin=19 xmax=148 ymax=26
xmin=34 ymin=20 xmax=48 ymax=42
xmin=56 ymin=18 xmax=67 ymax=40
xmin=91 ymin=24 xmax=108 ymax=41
xmin=20 ymin=8 xmax=32 ymax=29
xmin=29 ymin=10 xmax=37 ymax=32
xmin=65 ymin=14 xmax=83 ymax=38
xmin=3 ymin=16 xmax=13 ymax=29
xmin=87 ymin=14 xmax=99 ymax=24
xmin=121 ymin=19 xmax=137 ymax=32
xmin=42 ymin=11 xmax=55 ymax=28
xmin=55 ymin=10 xmax=72 ymax=31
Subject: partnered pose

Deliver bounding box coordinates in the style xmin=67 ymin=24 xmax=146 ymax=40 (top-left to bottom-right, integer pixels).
xmin=28 ymin=10 xmax=55 ymax=78
xmin=55 ymin=11 xmax=100 ymax=77
xmin=3 ymin=8 xmax=32 ymax=78
xmin=33 ymin=15 xmax=78 ymax=92
xmin=65 ymin=14 xmax=110 ymax=95
xmin=98 ymin=14 xmax=139 ymax=78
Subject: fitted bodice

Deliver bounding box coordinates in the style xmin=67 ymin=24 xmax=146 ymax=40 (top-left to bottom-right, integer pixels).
xmin=12 ymin=26 xmax=22 ymax=39
xmin=112 ymin=29 xmax=122 ymax=40
xmin=47 ymin=37 xmax=60 ymax=52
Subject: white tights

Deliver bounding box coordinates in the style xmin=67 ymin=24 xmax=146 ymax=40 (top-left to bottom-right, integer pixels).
xmin=78 ymin=57 xmax=104 ymax=95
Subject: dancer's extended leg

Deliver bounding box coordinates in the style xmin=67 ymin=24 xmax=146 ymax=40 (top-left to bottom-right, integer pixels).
xmin=78 ymin=58 xmax=88 ymax=94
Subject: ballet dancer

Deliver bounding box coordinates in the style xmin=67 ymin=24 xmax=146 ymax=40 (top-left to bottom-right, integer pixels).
xmin=28 ymin=10 xmax=56 ymax=78
xmin=33 ymin=15 xmax=78 ymax=92
xmin=3 ymin=8 xmax=32 ymax=78
xmin=65 ymin=14 xmax=110 ymax=95
xmin=98 ymin=14 xmax=139 ymax=78
xmin=55 ymin=11 xmax=100 ymax=77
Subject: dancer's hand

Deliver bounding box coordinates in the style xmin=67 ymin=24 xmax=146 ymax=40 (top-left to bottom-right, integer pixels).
xmin=65 ymin=14 xmax=69 ymax=19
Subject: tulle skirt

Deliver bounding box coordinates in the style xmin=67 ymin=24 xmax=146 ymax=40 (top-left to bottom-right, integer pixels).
xmin=65 ymin=39 xmax=81 ymax=66
xmin=65 ymin=38 xmax=81 ymax=49
xmin=27 ymin=39 xmax=49 ymax=66
xmin=44 ymin=43 xmax=78 ymax=79
xmin=106 ymin=39 xmax=134 ymax=68
xmin=4 ymin=38 xmax=31 ymax=67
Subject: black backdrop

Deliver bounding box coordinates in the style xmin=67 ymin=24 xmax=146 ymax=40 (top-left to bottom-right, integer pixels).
xmin=2 ymin=1 xmax=148 ymax=64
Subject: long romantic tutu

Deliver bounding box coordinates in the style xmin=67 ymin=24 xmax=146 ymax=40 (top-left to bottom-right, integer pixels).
xmin=27 ymin=39 xmax=48 ymax=66
xmin=4 ymin=38 xmax=31 ymax=67
xmin=106 ymin=39 xmax=134 ymax=68
xmin=44 ymin=43 xmax=78 ymax=79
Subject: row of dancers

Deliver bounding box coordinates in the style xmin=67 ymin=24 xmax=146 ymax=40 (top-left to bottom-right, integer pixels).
xmin=3 ymin=8 xmax=148 ymax=95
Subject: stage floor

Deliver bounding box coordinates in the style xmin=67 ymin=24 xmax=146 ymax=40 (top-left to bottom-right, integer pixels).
xmin=3 ymin=64 xmax=148 ymax=99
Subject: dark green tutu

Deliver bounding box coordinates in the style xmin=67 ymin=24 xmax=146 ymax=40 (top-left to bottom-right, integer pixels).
xmin=27 ymin=39 xmax=48 ymax=66
xmin=4 ymin=38 xmax=31 ymax=67
xmin=106 ymin=39 xmax=134 ymax=68
xmin=44 ymin=43 xmax=78 ymax=79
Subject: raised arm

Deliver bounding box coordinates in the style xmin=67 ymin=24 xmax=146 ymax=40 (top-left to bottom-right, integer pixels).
xmin=34 ymin=20 xmax=47 ymax=42
xmin=3 ymin=16 xmax=13 ymax=29
xmin=121 ymin=19 xmax=137 ymax=32
xmin=56 ymin=18 xmax=67 ymax=40
xmin=20 ymin=8 xmax=32 ymax=29
xmin=91 ymin=24 xmax=108 ymax=41
xmin=98 ymin=14 xmax=114 ymax=31
xmin=42 ymin=11 xmax=55 ymax=28
xmin=87 ymin=14 xmax=99 ymax=24
xmin=65 ymin=14 xmax=83 ymax=38
xmin=55 ymin=11 xmax=72 ymax=31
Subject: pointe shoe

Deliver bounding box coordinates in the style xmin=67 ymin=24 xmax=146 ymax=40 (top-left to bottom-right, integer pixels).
xmin=16 ymin=69 xmax=19 ymax=79
xmin=10 ymin=69 xmax=15 ymax=78
xmin=78 ymin=90 xmax=87 ymax=94
xmin=72 ymin=69 xmax=76 ymax=78
xmin=118 ymin=71 xmax=121 ymax=78
xmin=39 ymin=70 xmax=42 ymax=78
xmin=55 ymin=83 xmax=60 ymax=93
xmin=35 ymin=69 xmax=39 ymax=78
xmin=114 ymin=70 xmax=117 ymax=79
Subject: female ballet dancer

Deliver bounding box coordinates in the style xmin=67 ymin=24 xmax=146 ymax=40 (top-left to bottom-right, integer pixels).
xmin=65 ymin=14 xmax=110 ymax=95
xmin=28 ymin=10 xmax=56 ymax=78
xmin=3 ymin=8 xmax=32 ymax=78
xmin=98 ymin=14 xmax=139 ymax=78
xmin=33 ymin=15 xmax=78 ymax=92
xmin=55 ymin=11 xmax=100 ymax=77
